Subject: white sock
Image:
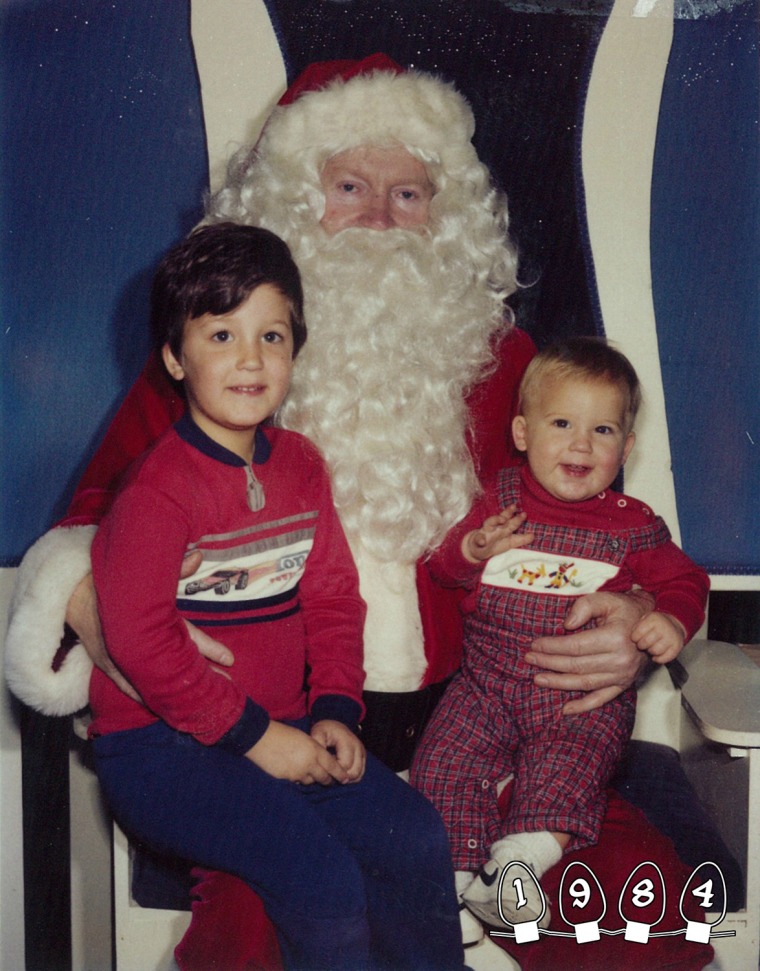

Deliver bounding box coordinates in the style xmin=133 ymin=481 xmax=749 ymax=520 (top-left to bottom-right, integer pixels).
xmin=490 ymin=831 xmax=563 ymax=880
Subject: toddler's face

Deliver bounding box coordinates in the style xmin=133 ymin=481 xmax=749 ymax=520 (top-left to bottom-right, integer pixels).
xmin=512 ymin=375 xmax=635 ymax=503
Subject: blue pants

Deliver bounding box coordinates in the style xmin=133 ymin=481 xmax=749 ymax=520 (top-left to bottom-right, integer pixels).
xmin=93 ymin=719 xmax=463 ymax=971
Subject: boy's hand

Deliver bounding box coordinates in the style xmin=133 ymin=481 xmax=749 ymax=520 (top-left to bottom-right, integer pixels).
xmin=245 ymin=720 xmax=350 ymax=786
xmin=463 ymin=504 xmax=533 ymax=564
xmin=311 ymin=720 xmax=366 ymax=782
xmin=632 ymin=610 xmax=686 ymax=664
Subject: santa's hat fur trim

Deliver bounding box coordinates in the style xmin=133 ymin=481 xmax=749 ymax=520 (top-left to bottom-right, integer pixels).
xmin=258 ymin=68 xmax=478 ymax=178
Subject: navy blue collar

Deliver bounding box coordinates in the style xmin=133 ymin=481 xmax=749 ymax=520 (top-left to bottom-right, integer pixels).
xmin=174 ymin=413 xmax=272 ymax=467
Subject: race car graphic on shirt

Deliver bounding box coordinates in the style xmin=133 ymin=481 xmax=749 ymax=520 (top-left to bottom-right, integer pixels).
xmin=175 ymin=515 xmax=314 ymax=617
xmin=184 ymin=568 xmax=250 ymax=596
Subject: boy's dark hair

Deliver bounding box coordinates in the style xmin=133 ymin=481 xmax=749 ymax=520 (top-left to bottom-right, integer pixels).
xmin=519 ymin=336 xmax=642 ymax=432
xmin=150 ymin=222 xmax=307 ymax=359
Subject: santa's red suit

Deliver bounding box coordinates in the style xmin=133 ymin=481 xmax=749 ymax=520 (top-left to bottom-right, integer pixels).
xmin=4 ymin=56 xmax=712 ymax=971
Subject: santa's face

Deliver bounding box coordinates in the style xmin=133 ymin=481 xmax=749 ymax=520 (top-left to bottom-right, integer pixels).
xmin=319 ymin=145 xmax=434 ymax=235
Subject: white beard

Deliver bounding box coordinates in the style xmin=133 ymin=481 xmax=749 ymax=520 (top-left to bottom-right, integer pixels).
xmin=275 ymin=225 xmax=504 ymax=691
xmin=278 ymin=225 xmax=501 ymax=564
xmin=209 ymin=146 xmax=515 ymax=690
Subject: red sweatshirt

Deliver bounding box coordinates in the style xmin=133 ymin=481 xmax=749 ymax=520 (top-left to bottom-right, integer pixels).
xmin=89 ymin=415 xmax=366 ymax=754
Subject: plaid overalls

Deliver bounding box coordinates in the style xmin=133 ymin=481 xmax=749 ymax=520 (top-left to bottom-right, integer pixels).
xmin=412 ymin=467 xmax=671 ymax=871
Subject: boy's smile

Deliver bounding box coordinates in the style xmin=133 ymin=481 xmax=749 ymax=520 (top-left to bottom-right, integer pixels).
xmin=512 ymin=375 xmax=635 ymax=503
xmin=162 ymin=284 xmax=294 ymax=462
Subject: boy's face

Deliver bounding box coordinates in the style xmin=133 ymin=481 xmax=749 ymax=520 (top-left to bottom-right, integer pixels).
xmin=512 ymin=375 xmax=635 ymax=503
xmin=162 ymin=284 xmax=294 ymax=461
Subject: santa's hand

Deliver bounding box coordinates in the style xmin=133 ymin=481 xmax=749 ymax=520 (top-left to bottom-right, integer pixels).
xmin=183 ymin=622 xmax=234 ymax=670
xmin=66 ymin=551 xmax=232 ymax=703
xmin=245 ymin=721 xmax=349 ymax=785
xmin=67 ymin=573 xmax=141 ymax=702
xmin=463 ymin=504 xmax=533 ymax=563
xmin=526 ymin=590 xmax=653 ymax=714
xmin=311 ymin=719 xmax=366 ymax=782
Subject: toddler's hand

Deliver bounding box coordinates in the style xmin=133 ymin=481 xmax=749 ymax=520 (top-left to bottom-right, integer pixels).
xmin=311 ymin=720 xmax=366 ymax=782
xmin=463 ymin=504 xmax=533 ymax=564
xmin=245 ymin=721 xmax=349 ymax=785
xmin=632 ymin=611 xmax=686 ymax=664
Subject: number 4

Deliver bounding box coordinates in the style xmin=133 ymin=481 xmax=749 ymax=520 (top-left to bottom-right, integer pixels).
xmin=692 ymin=879 xmax=715 ymax=910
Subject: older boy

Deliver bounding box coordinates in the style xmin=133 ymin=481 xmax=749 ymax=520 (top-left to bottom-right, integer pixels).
xmin=89 ymin=222 xmax=464 ymax=971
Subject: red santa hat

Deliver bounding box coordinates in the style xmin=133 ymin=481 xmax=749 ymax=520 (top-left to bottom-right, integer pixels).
xmin=256 ymin=52 xmax=479 ymax=180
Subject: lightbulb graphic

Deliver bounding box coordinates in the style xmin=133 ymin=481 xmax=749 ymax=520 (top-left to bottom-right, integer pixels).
xmin=679 ymin=862 xmax=728 ymax=943
xmin=558 ymin=860 xmax=607 ymax=943
xmin=497 ymin=861 xmax=549 ymax=944
xmin=618 ymin=861 xmax=666 ymax=943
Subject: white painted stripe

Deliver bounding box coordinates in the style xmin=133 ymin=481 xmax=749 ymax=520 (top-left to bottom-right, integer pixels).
xmin=190 ymin=0 xmax=287 ymax=192
xmin=581 ymin=0 xmax=680 ymax=543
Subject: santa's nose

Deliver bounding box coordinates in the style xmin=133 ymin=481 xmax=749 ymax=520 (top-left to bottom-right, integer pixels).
xmin=360 ymin=195 xmax=394 ymax=229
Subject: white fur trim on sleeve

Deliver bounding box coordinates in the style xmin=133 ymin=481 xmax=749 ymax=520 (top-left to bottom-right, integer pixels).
xmin=4 ymin=525 xmax=96 ymax=715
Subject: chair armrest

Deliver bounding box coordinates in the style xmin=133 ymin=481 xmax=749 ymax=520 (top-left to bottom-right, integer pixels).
xmin=669 ymin=639 xmax=760 ymax=748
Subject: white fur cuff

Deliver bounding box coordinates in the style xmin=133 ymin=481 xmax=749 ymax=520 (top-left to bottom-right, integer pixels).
xmin=4 ymin=525 xmax=96 ymax=715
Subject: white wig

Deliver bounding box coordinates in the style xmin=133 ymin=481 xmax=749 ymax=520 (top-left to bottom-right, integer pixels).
xmin=208 ymin=68 xmax=518 ymax=306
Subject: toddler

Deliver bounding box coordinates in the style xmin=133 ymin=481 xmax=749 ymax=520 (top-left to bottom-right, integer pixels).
xmin=411 ymin=336 xmax=709 ymax=938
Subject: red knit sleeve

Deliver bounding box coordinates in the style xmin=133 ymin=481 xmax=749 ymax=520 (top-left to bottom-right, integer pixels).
xmin=626 ymin=540 xmax=710 ymax=642
xmin=90 ymin=444 xmax=249 ymax=744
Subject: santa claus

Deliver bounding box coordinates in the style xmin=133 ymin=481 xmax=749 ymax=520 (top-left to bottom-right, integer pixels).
xmin=5 ymin=55 xmax=712 ymax=971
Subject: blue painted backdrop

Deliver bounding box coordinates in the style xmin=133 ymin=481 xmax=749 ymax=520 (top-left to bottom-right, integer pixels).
xmin=652 ymin=2 xmax=759 ymax=576
xmin=1 ymin=0 xmax=208 ymax=565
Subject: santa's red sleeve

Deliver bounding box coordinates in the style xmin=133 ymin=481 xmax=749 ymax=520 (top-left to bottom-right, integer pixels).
xmin=417 ymin=325 xmax=536 ymax=687
xmin=4 ymin=353 xmax=184 ymax=715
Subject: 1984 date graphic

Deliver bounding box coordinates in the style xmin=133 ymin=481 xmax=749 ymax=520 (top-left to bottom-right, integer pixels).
xmin=489 ymin=860 xmax=733 ymax=945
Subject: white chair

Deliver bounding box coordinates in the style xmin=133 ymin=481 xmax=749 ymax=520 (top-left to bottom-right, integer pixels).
xmin=673 ymin=641 xmax=760 ymax=968
xmin=112 ymin=822 xmax=191 ymax=971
